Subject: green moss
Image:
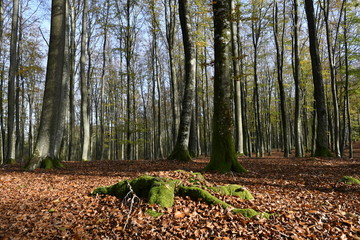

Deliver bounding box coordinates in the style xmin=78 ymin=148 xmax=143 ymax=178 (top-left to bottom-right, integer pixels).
xmin=232 ymin=208 xmax=271 ymax=219
xmin=148 ymin=180 xmax=176 ymax=208
xmin=40 ymin=157 xmax=64 ymax=169
xmin=314 ymin=146 xmax=332 ymax=157
xmin=168 ymin=146 xmax=192 ymax=162
xmin=93 ymin=173 xmax=269 ymax=219
xmin=5 ymin=158 xmax=16 ymax=164
xmin=209 ymin=185 xmax=254 ymax=200
xmin=178 ymin=185 xmax=231 ymax=208
xmin=146 ymin=209 xmax=163 ymax=218
xmin=339 ymin=176 xmax=360 ymax=185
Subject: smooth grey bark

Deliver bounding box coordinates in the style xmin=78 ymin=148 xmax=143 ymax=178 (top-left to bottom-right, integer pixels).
xmin=26 ymin=0 xmax=66 ymax=170
xmin=304 ymin=0 xmax=331 ymax=156
xmin=164 ymin=0 xmax=179 ymax=147
xmin=273 ymin=0 xmax=289 ymax=157
xmin=80 ymin=0 xmax=90 ymax=161
xmin=292 ymin=0 xmax=304 ymax=157
xmin=343 ymin=2 xmax=353 ymax=158
xmin=6 ymin=0 xmax=19 ymax=164
xmin=168 ymin=0 xmax=195 ymax=162
xmin=68 ymin=0 xmax=76 ymax=161
xmin=125 ymin=0 xmax=132 ymax=160
xmin=230 ymin=0 xmax=244 ymax=155
xmin=321 ymin=0 xmax=343 ymax=157
xmin=204 ymin=0 xmax=246 ymax=173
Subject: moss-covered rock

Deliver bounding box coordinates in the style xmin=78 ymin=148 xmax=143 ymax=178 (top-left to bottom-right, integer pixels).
xmin=339 ymin=176 xmax=360 ymax=185
xmin=92 ymin=173 xmax=269 ymax=219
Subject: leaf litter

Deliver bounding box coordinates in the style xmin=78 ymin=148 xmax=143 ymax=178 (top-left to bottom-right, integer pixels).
xmin=0 ymin=143 xmax=359 ymax=239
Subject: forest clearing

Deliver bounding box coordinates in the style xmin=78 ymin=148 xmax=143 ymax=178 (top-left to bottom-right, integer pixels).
xmin=1 ymin=142 xmax=359 ymax=239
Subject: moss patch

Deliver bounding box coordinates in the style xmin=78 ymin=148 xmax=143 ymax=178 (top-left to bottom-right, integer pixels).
xmin=339 ymin=176 xmax=360 ymax=185
xmin=93 ymin=172 xmax=269 ymax=219
xmin=209 ymin=185 xmax=254 ymax=200
xmin=168 ymin=146 xmax=192 ymax=162
xmin=146 ymin=209 xmax=163 ymax=218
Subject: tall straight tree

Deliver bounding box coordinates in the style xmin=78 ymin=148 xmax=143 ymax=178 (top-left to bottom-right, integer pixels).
xmin=343 ymin=0 xmax=352 ymax=158
xmin=6 ymin=0 xmax=19 ymax=164
xmin=292 ymin=0 xmax=304 ymax=157
xmin=304 ymin=0 xmax=331 ymax=157
xmin=168 ymin=0 xmax=195 ymax=162
xmin=80 ymin=0 xmax=90 ymax=161
xmin=273 ymin=0 xmax=289 ymax=157
xmin=26 ymin=0 xmax=67 ymax=170
xmin=204 ymin=0 xmax=246 ymax=173
xmin=321 ymin=0 xmax=343 ymax=157
xmin=230 ymin=0 xmax=244 ymax=155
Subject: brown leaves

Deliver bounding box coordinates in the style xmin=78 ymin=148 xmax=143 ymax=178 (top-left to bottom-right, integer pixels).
xmin=0 ymin=150 xmax=359 ymax=239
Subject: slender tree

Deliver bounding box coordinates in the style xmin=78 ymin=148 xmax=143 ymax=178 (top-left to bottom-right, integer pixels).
xmin=273 ymin=0 xmax=289 ymax=157
xmin=292 ymin=0 xmax=304 ymax=157
xmin=168 ymin=0 xmax=195 ymax=162
xmin=304 ymin=0 xmax=331 ymax=156
xmin=204 ymin=0 xmax=246 ymax=173
xmin=6 ymin=0 xmax=20 ymax=164
xmin=26 ymin=0 xmax=67 ymax=169
xmin=80 ymin=0 xmax=90 ymax=161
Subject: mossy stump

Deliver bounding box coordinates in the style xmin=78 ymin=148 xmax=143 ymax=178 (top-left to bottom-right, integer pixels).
xmin=92 ymin=172 xmax=270 ymax=219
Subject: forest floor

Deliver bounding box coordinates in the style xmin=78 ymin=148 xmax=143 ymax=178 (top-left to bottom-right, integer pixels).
xmin=1 ymin=143 xmax=360 ymax=239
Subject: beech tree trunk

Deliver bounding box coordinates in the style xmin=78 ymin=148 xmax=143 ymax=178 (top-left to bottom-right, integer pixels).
xmin=6 ymin=0 xmax=19 ymax=164
xmin=292 ymin=0 xmax=304 ymax=157
xmin=204 ymin=0 xmax=246 ymax=173
xmin=273 ymin=0 xmax=289 ymax=157
xmin=80 ymin=0 xmax=90 ymax=161
xmin=230 ymin=0 xmax=244 ymax=155
xmin=168 ymin=0 xmax=195 ymax=162
xmin=304 ymin=0 xmax=331 ymax=157
xmin=26 ymin=0 xmax=67 ymax=170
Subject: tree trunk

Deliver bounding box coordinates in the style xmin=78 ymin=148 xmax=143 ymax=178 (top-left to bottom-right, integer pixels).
xmin=273 ymin=0 xmax=289 ymax=157
xmin=304 ymin=0 xmax=331 ymax=157
xmin=204 ymin=0 xmax=246 ymax=173
xmin=230 ymin=0 xmax=244 ymax=155
xmin=26 ymin=0 xmax=67 ymax=170
xmin=343 ymin=1 xmax=352 ymax=158
xmin=80 ymin=0 xmax=90 ymax=161
xmin=168 ymin=0 xmax=195 ymax=162
xmin=68 ymin=0 xmax=76 ymax=161
xmin=292 ymin=0 xmax=303 ymax=157
xmin=6 ymin=0 xmax=19 ymax=164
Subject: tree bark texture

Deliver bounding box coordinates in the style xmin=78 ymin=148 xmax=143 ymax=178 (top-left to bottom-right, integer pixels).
xmin=304 ymin=0 xmax=331 ymax=157
xmin=168 ymin=0 xmax=195 ymax=162
xmin=26 ymin=0 xmax=66 ymax=170
xmin=204 ymin=0 xmax=246 ymax=173
xmin=6 ymin=0 xmax=19 ymax=164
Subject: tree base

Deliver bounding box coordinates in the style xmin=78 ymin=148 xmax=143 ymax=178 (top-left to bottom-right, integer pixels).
xmin=314 ymin=146 xmax=332 ymax=157
xmin=168 ymin=146 xmax=192 ymax=162
xmin=25 ymin=154 xmax=64 ymax=170
xmin=92 ymin=172 xmax=269 ymax=218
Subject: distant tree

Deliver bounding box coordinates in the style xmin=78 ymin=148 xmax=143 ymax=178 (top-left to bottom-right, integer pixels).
xmin=204 ymin=0 xmax=246 ymax=173
xmin=304 ymin=0 xmax=331 ymax=156
xmin=26 ymin=0 xmax=67 ymax=170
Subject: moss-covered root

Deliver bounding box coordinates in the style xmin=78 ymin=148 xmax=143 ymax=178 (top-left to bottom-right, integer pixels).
xmin=339 ymin=176 xmax=360 ymax=185
xmin=92 ymin=175 xmax=177 ymax=208
xmin=168 ymin=145 xmax=192 ymax=162
xmin=209 ymin=185 xmax=254 ymax=200
xmin=178 ymin=185 xmax=268 ymax=218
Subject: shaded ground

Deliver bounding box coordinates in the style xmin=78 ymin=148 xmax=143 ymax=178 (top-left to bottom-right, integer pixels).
xmin=0 ymin=143 xmax=359 ymax=239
